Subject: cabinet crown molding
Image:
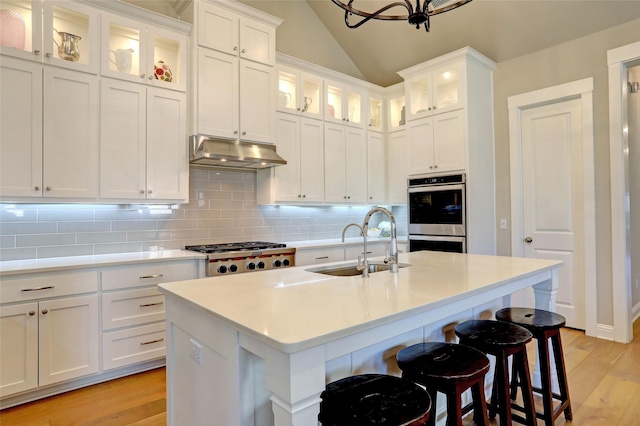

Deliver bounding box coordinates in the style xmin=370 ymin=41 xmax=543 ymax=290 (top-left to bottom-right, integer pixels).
xmin=397 ymin=46 xmax=496 ymax=80
xmin=203 ymin=0 xmax=283 ymax=27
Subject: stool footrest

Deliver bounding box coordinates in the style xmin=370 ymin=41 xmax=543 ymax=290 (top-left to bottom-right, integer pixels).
xmin=531 ymin=386 xmax=563 ymax=401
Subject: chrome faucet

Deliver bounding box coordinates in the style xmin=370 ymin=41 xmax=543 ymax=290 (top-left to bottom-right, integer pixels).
xmin=363 ymin=206 xmax=398 ymax=274
xmin=341 ymin=207 xmax=399 ymax=278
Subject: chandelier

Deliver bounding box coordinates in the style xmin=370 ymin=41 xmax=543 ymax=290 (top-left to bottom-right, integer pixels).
xmin=331 ymin=0 xmax=473 ymax=32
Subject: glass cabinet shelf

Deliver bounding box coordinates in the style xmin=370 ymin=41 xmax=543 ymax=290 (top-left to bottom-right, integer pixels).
xmin=388 ymin=95 xmax=405 ymax=129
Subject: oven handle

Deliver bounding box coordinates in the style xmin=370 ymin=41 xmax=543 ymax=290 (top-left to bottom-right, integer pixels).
xmin=409 ymin=235 xmax=466 ymax=243
xmin=408 ymin=184 xmax=465 ymax=193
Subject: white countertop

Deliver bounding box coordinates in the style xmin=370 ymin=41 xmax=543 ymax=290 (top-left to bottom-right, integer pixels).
xmin=159 ymin=251 xmax=562 ymax=353
xmin=0 ymin=250 xmax=207 ymax=276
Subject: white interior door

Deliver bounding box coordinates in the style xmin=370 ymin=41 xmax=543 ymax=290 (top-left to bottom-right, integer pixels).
xmin=520 ymin=98 xmax=585 ymax=329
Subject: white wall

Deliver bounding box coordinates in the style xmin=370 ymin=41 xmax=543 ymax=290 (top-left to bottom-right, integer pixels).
xmin=630 ymin=66 xmax=640 ymax=311
xmin=0 ymin=167 xmax=407 ymax=261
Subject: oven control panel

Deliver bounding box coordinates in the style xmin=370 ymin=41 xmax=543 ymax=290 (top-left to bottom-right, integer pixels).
xmin=207 ymin=252 xmax=295 ymax=277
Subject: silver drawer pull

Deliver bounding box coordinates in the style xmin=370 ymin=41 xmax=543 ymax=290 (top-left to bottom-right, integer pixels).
xmin=140 ymin=301 xmax=164 ymax=308
xmin=315 ymin=256 xmax=329 ymax=260
xmin=140 ymin=338 xmax=164 ymax=346
xmin=139 ymin=274 xmax=163 ymax=279
xmin=21 ymin=286 xmax=54 ymax=292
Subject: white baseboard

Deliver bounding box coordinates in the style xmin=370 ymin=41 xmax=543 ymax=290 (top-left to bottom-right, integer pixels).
xmin=596 ymin=323 xmax=615 ymax=341
xmin=633 ymin=301 xmax=640 ymax=322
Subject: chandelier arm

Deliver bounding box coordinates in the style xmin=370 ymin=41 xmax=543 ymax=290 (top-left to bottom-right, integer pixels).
xmin=332 ymin=0 xmax=412 ymax=21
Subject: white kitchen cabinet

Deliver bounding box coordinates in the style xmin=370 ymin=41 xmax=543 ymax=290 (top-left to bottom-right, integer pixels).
xmin=195 ymin=46 xmax=276 ymax=143
xmin=0 ymin=270 xmax=99 ymax=398
xmin=386 ymin=83 xmax=406 ymax=131
xmin=100 ymin=79 xmax=188 ymax=202
xmin=277 ymin=64 xmax=323 ymax=119
xmin=0 ymin=59 xmax=99 ymax=200
xmin=387 ymin=129 xmax=408 ymax=205
xmin=0 ymin=0 xmax=99 ymax=74
xmin=401 ymin=60 xmax=464 ymax=121
xmin=407 ymin=109 xmax=465 ymax=175
xmin=100 ymin=13 xmax=188 ymax=92
xmin=345 ymin=241 xmax=388 ymax=261
xmin=197 ymin=1 xmax=277 ymax=66
xmin=324 ymin=122 xmax=367 ymax=203
xmin=367 ymin=95 xmax=384 ymax=132
xmin=257 ymin=112 xmax=324 ymax=204
xmin=367 ymin=131 xmax=387 ymax=204
xmin=324 ymin=80 xmax=365 ymax=128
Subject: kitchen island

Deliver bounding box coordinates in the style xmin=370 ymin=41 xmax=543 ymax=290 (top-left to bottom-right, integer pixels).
xmin=159 ymin=251 xmax=562 ymax=426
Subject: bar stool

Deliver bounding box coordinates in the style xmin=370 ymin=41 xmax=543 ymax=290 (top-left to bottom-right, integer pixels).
xmin=496 ymin=307 xmax=573 ymax=425
xmin=318 ymin=374 xmax=432 ymax=426
xmin=396 ymin=342 xmax=491 ymax=426
xmin=455 ymin=320 xmax=537 ymax=426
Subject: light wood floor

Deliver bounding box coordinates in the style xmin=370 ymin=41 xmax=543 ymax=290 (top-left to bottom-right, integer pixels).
xmin=2 ymin=321 xmax=639 ymax=426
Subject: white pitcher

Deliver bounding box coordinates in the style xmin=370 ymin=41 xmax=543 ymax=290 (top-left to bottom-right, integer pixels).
xmin=109 ymin=48 xmax=134 ymax=73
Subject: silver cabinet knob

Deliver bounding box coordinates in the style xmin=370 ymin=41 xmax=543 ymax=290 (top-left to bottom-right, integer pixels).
xmin=140 ymin=189 xmax=145 ymax=194
xmin=148 ymin=75 xmax=153 ymax=80
xmin=241 ymin=49 xmax=246 ymax=53
xmin=45 ymin=52 xmax=52 ymax=58
xmin=46 ymin=186 xmax=52 ymax=191
xmin=34 ymin=186 xmax=40 ymax=191
xmin=241 ymin=131 xmax=246 ymax=135
xmin=41 ymin=309 xmax=48 ymax=315
xmin=234 ymin=46 xmax=238 ymax=51
xmin=147 ymin=190 xmax=153 ymax=194
xmin=434 ymin=165 xmax=438 ymax=169
xmin=234 ymin=130 xmax=238 ymax=134
xmin=524 ymin=237 xmax=533 ymax=243
xmin=302 ymin=195 xmax=306 ymax=198
xmin=34 ymin=50 xmax=41 ymax=55
xmin=140 ymin=74 xmax=146 ymax=79
xmin=29 ymin=311 xmax=36 ymax=316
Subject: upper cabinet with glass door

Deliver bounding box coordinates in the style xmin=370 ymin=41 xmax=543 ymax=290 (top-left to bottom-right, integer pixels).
xmin=277 ymin=64 xmax=322 ymax=119
xmin=368 ymin=94 xmax=384 ymax=132
xmin=385 ymin=82 xmax=406 ymax=131
xmin=398 ymin=59 xmax=464 ymax=121
xmin=0 ymin=0 xmax=99 ymax=73
xmin=101 ymin=14 xmax=187 ymax=92
xmin=324 ymin=81 xmax=365 ymax=128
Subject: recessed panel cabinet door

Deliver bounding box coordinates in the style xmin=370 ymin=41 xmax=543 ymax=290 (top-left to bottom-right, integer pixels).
xmin=0 ymin=303 xmax=38 ymax=397
xmin=43 ymin=67 xmax=99 ymax=199
xmin=100 ymin=78 xmax=147 ymax=199
xmin=239 ymin=60 xmax=275 ymax=143
xmin=38 ymin=295 xmax=99 ymax=387
xmin=367 ymin=132 xmax=386 ymax=203
xmin=197 ymin=48 xmax=238 ymax=139
xmin=298 ymin=117 xmax=324 ymax=203
xmin=147 ymin=87 xmax=188 ymax=201
xmin=433 ymin=109 xmax=465 ymax=173
xmin=344 ymin=127 xmax=367 ymax=203
xmin=273 ymin=113 xmax=301 ymax=202
xmin=0 ymin=57 xmax=43 ymax=198
xmin=324 ymin=123 xmax=347 ymax=203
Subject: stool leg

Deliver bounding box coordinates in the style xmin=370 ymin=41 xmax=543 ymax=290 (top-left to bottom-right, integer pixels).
xmin=551 ymin=332 xmax=573 ymax=421
xmin=425 ymin=385 xmax=438 ymax=426
xmin=496 ymin=353 xmax=512 ymax=426
xmin=538 ymin=333 xmax=554 ymax=426
xmin=489 ymin=366 xmax=499 ymax=419
xmin=446 ymin=386 xmax=463 ymax=426
xmin=514 ymin=349 xmax=537 ymax=426
xmin=471 ymin=379 xmax=490 ymax=426
xmin=510 ymin=357 xmax=519 ymax=401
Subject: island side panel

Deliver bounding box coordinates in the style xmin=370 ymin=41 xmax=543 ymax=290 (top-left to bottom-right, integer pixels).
xmin=165 ymin=297 xmax=241 ymax=426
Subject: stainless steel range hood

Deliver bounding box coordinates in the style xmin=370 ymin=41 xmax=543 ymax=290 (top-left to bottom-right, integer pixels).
xmin=189 ymin=135 xmax=287 ymax=169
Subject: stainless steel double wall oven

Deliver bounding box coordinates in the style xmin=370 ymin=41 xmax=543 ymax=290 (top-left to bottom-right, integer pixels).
xmin=408 ymin=173 xmax=466 ymax=253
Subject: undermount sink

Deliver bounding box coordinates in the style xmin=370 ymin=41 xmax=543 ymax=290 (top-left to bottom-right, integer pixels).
xmin=306 ymin=262 xmax=411 ymax=277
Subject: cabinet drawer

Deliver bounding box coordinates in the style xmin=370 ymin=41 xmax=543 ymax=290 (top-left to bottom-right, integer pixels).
xmin=102 ymin=323 xmax=165 ymax=370
xmin=0 ymin=270 xmax=98 ymax=304
xmin=345 ymin=242 xmax=388 ymax=261
xmin=102 ymin=288 xmax=165 ymax=331
xmin=295 ymin=247 xmax=344 ymax=266
xmin=101 ymin=261 xmax=196 ymax=291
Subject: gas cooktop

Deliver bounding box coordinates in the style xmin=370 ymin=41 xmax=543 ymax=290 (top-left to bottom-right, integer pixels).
xmin=184 ymin=241 xmax=286 ymax=254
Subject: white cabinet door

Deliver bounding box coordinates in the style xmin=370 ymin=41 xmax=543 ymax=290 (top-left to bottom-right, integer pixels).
xmin=324 ymin=123 xmax=347 ymax=203
xmin=197 ymin=2 xmax=238 ymax=54
xmin=43 ymin=67 xmax=99 ymax=199
xmin=0 ymin=303 xmax=38 ymax=397
xmin=432 ymin=109 xmax=465 ymax=173
xmin=146 ymin=87 xmax=188 ymax=201
xmin=197 ymin=47 xmax=238 ymax=139
xmin=273 ymin=113 xmax=301 ymax=202
xmin=367 ymin=132 xmax=386 ymax=204
xmin=100 ymin=78 xmax=147 ymax=200
xmin=39 ymin=295 xmax=99 ymax=387
xmin=344 ymin=127 xmax=367 ymax=203
xmin=239 ymin=17 xmax=276 ymax=65
xmin=239 ymin=60 xmax=275 ymax=143
xmin=0 ymin=57 xmax=43 ymax=198
xmin=298 ymin=117 xmax=325 ymax=203
xmin=387 ymin=130 xmax=408 ymax=205
xmin=408 ymin=116 xmax=435 ymax=175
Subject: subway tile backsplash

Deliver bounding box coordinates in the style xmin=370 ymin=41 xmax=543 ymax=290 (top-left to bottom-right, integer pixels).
xmin=0 ymin=167 xmax=407 ymax=261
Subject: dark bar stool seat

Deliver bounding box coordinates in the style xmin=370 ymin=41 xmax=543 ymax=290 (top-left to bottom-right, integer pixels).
xmin=496 ymin=307 xmax=573 ymax=425
xmin=318 ymin=374 xmax=432 ymax=426
xmin=396 ymin=342 xmax=491 ymax=426
xmin=455 ymin=320 xmax=537 ymax=426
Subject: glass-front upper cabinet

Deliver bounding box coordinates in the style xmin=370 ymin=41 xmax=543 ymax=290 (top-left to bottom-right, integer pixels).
xmin=277 ymin=65 xmax=322 ymax=119
xmin=386 ymin=82 xmax=406 ymax=130
xmin=1 ymin=0 xmax=98 ymax=73
xmin=325 ymin=80 xmax=364 ymax=127
xmin=101 ymin=13 xmax=187 ymax=92
xmin=404 ymin=60 xmax=464 ymax=120
xmin=368 ymin=96 xmax=383 ymax=131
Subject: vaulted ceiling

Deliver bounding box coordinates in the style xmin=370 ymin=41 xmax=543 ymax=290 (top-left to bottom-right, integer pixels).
xmin=125 ymin=0 xmax=640 ymax=87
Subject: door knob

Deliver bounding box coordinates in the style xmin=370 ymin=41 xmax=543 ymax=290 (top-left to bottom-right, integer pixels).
xmin=524 ymin=237 xmax=533 ymax=243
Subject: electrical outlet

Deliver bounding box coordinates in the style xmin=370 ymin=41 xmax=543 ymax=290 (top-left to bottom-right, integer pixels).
xmin=500 ymin=219 xmax=508 ymax=230
xmin=190 ymin=338 xmax=203 ymax=366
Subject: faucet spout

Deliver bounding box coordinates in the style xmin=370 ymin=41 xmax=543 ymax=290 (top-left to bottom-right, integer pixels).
xmin=342 ymin=222 xmax=368 ymax=275
xmin=341 ymin=223 xmax=363 ymax=242
xmin=363 ymin=206 xmax=398 ymax=273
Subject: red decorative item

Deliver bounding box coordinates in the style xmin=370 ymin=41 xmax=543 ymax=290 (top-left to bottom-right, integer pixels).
xmin=153 ymin=60 xmax=172 ymax=82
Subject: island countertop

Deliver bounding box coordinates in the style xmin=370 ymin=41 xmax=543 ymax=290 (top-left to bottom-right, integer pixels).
xmin=158 ymin=251 xmax=562 ymax=353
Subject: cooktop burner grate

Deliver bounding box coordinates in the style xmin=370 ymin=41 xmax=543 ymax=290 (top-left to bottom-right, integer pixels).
xmin=184 ymin=241 xmax=287 ymax=254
